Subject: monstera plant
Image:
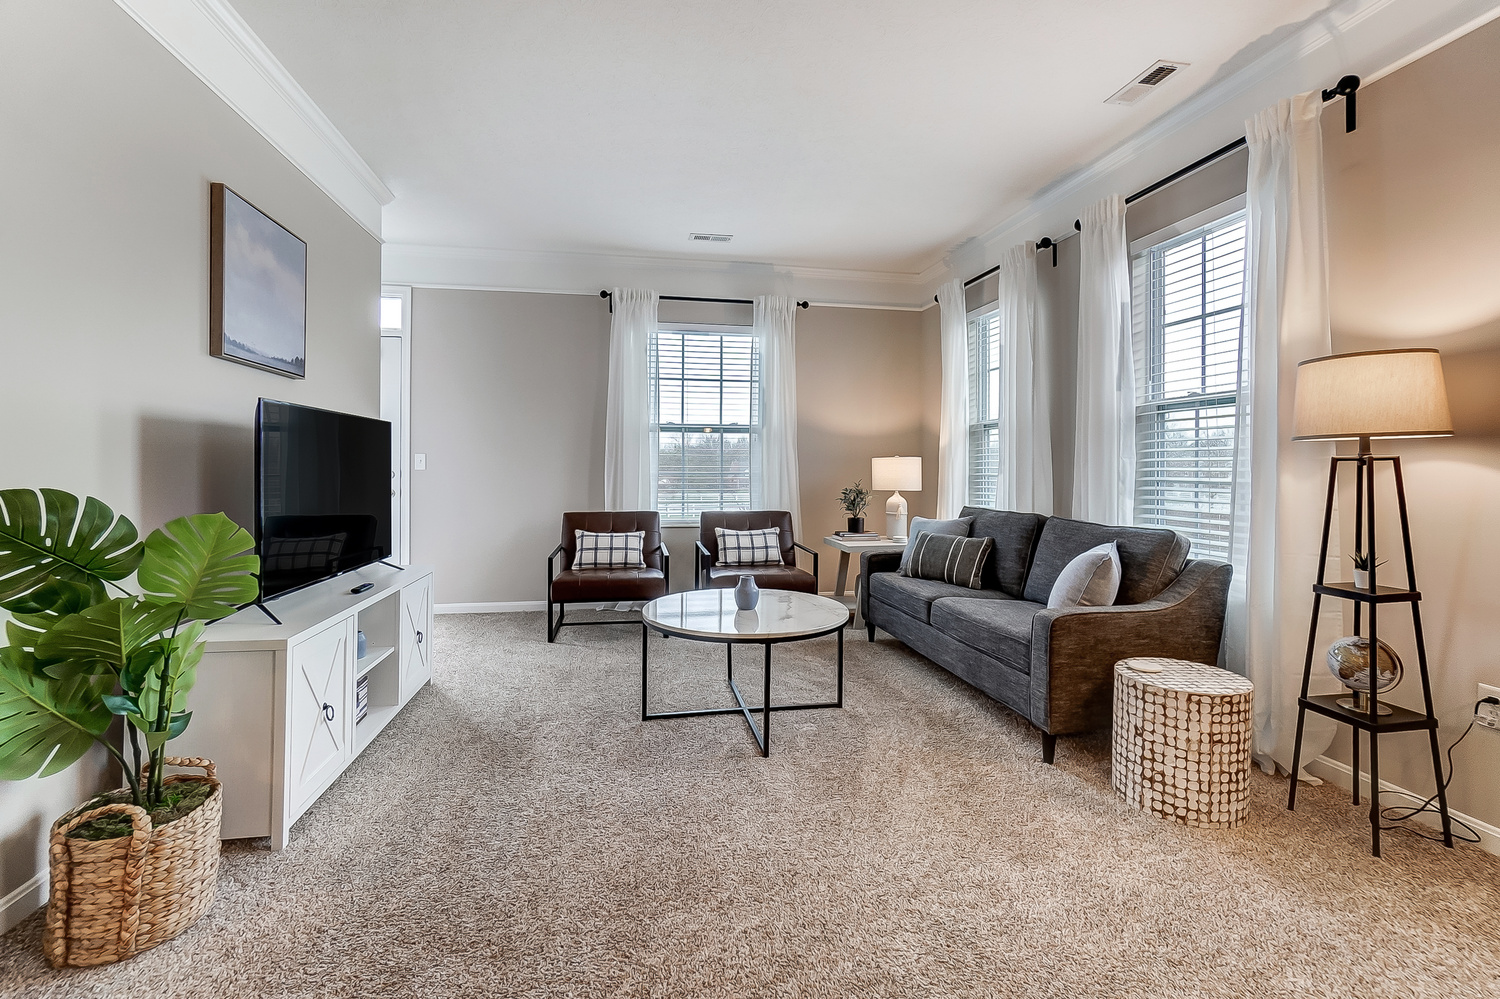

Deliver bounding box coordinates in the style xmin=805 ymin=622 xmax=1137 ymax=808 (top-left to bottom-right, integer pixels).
xmin=0 ymin=488 xmax=259 ymax=812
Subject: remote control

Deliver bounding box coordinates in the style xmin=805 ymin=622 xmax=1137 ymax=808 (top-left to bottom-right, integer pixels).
xmin=350 ymin=582 xmax=374 ymax=594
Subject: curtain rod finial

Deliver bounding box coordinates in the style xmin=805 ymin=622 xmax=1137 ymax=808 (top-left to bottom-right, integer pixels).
xmin=599 ymin=290 xmax=610 ymax=298
xmin=797 ymin=300 xmax=809 ymax=309
xmin=1074 ymin=219 xmax=1082 ymax=232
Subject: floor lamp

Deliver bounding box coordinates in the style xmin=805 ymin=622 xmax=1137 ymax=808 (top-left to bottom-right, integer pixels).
xmin=1286 ymin=347 xmax=1455 ymax=856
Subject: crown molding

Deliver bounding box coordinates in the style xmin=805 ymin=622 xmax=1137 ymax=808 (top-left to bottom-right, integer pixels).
xmin=381 ymin=243 xmax=933 ymax=310
xmin=113 ymin=0 xmax=392 ymax=239
xmin=926 ymin=0 xmax=1500 ymax=297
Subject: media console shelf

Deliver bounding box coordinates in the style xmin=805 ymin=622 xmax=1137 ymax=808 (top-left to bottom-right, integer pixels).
xmin=172 ymin=563 xmax=434 ymax=849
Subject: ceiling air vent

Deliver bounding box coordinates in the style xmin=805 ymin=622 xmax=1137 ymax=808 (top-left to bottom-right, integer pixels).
xmin=1106 ymin=60 xmax=1189 ymax=106
xmin=689 ymin=233 xmax=733 ymax=243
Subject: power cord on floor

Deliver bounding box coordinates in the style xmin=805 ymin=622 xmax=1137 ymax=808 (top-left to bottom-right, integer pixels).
xmin=1374 ymin=696 xmax=1496 ymax=845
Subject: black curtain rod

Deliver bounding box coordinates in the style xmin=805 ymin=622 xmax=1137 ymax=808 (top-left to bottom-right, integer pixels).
xmin=939 ymin=73 xmax=1363 ymax=296
xmin=600 ymin=290 xmax=809 ymax=312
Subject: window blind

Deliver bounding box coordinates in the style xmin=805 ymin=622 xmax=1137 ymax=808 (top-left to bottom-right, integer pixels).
xmin=1132 ymin=212 xmax=1247 ymax=559
xmin=651 ymin=328 xmax=760 ymax=522
xmin=967 ymin=310 xmax=1002 ymax=507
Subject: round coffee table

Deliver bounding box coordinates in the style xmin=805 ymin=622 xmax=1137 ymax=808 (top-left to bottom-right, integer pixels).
xmin=641 ymin=589 xmax=851 ymax=756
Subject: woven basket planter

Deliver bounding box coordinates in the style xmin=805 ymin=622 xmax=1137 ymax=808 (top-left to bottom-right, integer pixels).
xmin=43 ymin=758 xmax=223 ymax=968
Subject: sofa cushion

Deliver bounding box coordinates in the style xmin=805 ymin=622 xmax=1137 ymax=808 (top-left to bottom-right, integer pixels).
xmin=898 ymin=515 xmax=974 ymax=573
xmin=1047 ymin=542 xmax=1121 ymax=609
xmin=551 ymin=568 xmax=666 ymax=602
xmin=869 ymin=572 xmax=1011 ymax=623
xmin=930 ymin=597 xmax=1045 ymax=674
xmin=900 ymin=534 xmax=993 ymax=589
xmin=706 ymin=564 xmax=817 ymax=593
xmin=1022 ymin=517 xmax=1189 ymax=606
xmin=714 ymin=526 xmax=783 ymax=566
xmin=960 ymin=507 xmax=1047 ymax=598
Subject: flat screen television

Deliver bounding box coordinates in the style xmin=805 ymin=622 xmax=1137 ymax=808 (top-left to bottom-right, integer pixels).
xmin=254 ymin=399 xmax=392 ymax=600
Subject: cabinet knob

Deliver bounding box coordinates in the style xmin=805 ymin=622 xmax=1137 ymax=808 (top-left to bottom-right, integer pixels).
xmin=323 ymin=702 xmax=335 ymax=722
xmin=416 ymin=630 xmax=424 ymax=645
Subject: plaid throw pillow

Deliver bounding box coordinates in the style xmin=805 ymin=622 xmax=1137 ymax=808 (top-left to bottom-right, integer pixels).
xmin=571 ymin=530 xmax=646 ymax=569
xmin=899 ymin=533 xmax=993 ymax=589
xmin=715 ymin=527 xmax=784 ymax=566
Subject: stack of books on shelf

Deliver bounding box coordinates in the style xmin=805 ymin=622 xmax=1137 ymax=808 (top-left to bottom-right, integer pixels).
xmin=355 ymin=675 xmax=370 ymax=724
xmin=833 ymin=531 xmax=881 ymax=541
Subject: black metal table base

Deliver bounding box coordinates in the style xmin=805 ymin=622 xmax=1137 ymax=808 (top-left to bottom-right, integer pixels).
xmin=640 ymin=622 xmax=845 ymax=756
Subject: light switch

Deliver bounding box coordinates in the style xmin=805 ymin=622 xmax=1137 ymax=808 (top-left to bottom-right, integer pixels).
xmin=414 ymin=453 xmax=427 ymax=470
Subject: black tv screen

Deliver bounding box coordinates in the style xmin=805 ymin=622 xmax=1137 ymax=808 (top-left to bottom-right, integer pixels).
xmin=255 ymin=399 xmax=392 ymax=600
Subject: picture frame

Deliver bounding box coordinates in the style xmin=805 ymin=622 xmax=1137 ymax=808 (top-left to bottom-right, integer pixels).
xmin=210 ymin=182 xmax=307 ymax=378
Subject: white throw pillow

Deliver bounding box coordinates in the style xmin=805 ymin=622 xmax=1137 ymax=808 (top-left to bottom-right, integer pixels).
xmin=1046 ymin=542 xmax=1121 ymax=609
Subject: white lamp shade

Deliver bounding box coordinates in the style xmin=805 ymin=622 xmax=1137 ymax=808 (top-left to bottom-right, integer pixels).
xmin=1292 ymin=349 xmax=1453 ymax=441
xmin=872 ymin=456 xmax=922 ymax=492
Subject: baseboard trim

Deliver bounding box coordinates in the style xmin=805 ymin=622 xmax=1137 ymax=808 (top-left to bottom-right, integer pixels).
xmin=1 ymin=871 xmax=46 ymax=934
xmin=1307 ymin=755 xmax=1500 ymax=858
xmin=435 ymin=601 xmax=545 ymax=615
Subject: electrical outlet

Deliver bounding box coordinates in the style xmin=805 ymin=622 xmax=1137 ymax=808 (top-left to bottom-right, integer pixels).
xmin=1477 ymin=683 xmax=1500 ymax=732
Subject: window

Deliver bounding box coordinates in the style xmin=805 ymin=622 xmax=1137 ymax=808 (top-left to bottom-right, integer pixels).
xmin=651 ymin=325 xmax=760 ymax=523
xmin=1132 ymin=211 xmax=1248 ymax=559
xmin=967 ymin=309 xmax=1002 ymax=507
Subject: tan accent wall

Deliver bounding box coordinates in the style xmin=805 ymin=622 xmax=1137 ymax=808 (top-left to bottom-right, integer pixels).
xmin=0 ymin=1 xmax=381 ymax=922
xmin=1321 ymin=17 xmax=1500 ymax=834
xmin=407 ymin=291 xmax=936 ymax=600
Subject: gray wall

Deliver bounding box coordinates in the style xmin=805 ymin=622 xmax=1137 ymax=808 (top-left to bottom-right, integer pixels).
xmin=408 ymin=291 xmax=936 ymax=600
xmin=0 ymin=1 xmax=381 ymax=924
xmin=409 ymin=289 xmax=610 ymax=603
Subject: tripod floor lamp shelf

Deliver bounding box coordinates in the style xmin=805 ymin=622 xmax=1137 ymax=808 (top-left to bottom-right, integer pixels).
xmin=1286 ymin=348 xmax=1455 ymax=857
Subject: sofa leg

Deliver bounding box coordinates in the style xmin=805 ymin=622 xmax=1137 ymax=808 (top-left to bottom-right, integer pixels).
xmin=1041 ymin=733 xmax=1056 ymax=765
xmin=866 ymin=622 xmax=875 ymax=642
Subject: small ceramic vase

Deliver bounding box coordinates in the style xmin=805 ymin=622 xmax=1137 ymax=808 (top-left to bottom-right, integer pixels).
xmin=734 ymin=575 xmax=760 ymax=611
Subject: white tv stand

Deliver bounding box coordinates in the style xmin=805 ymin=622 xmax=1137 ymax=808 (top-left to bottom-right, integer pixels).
xmin=173 ymin=563 xmax=434 ymax=849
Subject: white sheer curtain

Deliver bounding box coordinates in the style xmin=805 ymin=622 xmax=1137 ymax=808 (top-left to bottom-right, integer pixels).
xmin=603 ymin=288 xmax=658 ymax=511
xmin=935 ymin=278 xmax=969 ymax=518
xmin=996 ymin=243 xmax=1053 ymax=514
xmin=754 ymin=295 xmax=801 ymax=535
xmin=1228 ymin=93 xmax=1341 ymax=775
xmin=1073 ymin=195 xmax=1134 ymax=525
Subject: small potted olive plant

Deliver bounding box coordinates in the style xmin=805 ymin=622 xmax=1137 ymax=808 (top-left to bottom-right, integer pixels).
xmin=0 ymin=487 xmax=259 ymax=967
xmin=838 ymin=480 xmax=871 ymax=533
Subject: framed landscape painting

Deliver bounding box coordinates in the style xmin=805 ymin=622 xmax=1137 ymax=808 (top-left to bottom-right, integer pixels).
xmin=210 ymin=183 xmax=307 ymax=378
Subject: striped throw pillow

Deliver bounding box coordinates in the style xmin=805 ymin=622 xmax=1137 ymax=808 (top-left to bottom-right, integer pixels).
xmin=571 ymin=530 xmax=646 ymax=569
xmin=715 ymin=527 xmax=783 ymax=566
xmin=899 ymin=533 xmax=993 ymax=589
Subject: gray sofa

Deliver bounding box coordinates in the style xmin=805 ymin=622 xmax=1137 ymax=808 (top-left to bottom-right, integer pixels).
xmin=860 ymin=506 xmax=1232 ymax=763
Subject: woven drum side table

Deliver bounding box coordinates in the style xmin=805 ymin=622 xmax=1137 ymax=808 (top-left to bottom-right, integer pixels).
xmin=1112 ymin=658 xmax=1253 ymax=829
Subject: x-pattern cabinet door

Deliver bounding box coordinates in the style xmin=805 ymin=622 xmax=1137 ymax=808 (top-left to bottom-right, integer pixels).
xmin=400 ymin=575 xmax=432 ymax=700
xmin=288 ymin=619 xmax=352 ymax=810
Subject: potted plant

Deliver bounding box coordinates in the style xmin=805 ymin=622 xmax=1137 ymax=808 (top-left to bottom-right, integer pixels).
xmin=0 ymin=487 xmax=258 ymax=967
xmin=1349 ymin=550 xmax=1386 ymax=590
xmin=838 ymin=480 xmax=871 ymax=533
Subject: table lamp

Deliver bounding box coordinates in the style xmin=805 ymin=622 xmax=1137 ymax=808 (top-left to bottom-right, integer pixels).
xmin=872 ymin=456 xmax=921 ymax=541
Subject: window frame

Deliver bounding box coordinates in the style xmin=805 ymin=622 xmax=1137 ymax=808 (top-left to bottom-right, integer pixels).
xmin=650 ymin=320 xmax=761 ymax=527
xmin=965 ymin=305 xmax=1003 ymax=508
xmin=1130 ymin=200 xmax=1249 ymax=560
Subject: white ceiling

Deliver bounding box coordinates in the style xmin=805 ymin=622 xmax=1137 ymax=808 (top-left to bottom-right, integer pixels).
xmin=230 ymin=0 xmax=1332 ymax=274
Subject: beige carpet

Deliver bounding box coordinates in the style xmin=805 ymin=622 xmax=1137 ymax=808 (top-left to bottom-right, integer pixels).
xmin=3 ymin=611 xmax=1499 ymax=998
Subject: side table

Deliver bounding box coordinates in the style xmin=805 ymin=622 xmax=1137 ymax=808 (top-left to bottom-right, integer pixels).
xmin=1112 ymin=658 xmax=1253 ymax=829
xmin=822 ymin=535 xmax=905 ymax=628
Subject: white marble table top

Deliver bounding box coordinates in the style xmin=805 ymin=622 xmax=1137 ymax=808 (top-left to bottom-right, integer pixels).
xmin=643 ymin=588 xmax=850 ymax=640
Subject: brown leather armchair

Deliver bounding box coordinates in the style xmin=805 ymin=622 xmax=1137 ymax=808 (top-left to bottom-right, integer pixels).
xmin=695 ymin=511 xmax=818 ymax=593
xmin=547 ymin=511 xmax=669 ymax=642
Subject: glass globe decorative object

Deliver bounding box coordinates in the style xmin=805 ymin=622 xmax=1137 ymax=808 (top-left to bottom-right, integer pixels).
xmin=1326 ymin=635 xmax=1403 ymax=715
